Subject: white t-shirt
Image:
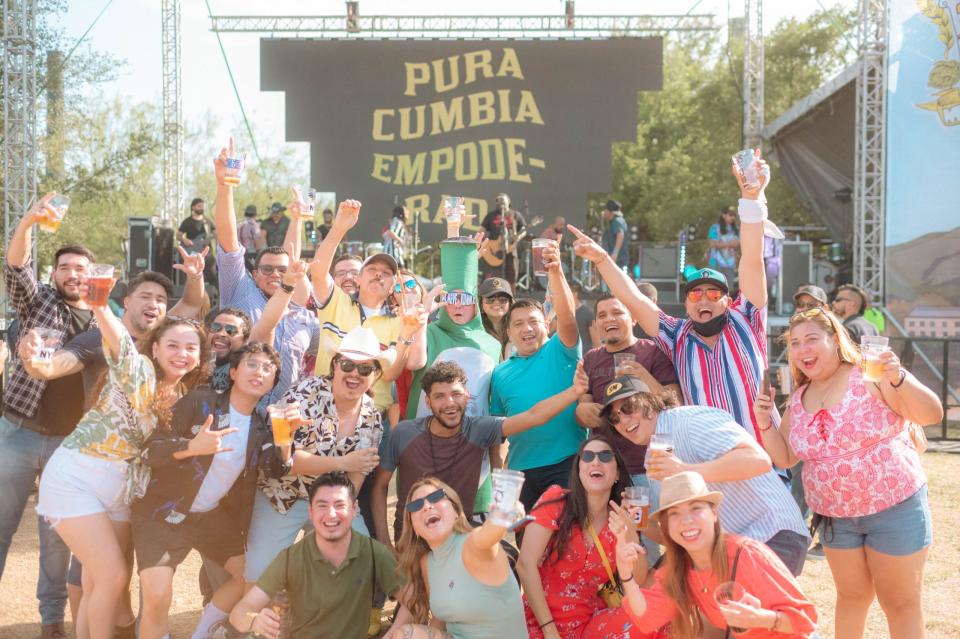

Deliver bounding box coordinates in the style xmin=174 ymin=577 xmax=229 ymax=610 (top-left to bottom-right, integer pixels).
xmin=190 ymin=406 xmax=251 ymax=513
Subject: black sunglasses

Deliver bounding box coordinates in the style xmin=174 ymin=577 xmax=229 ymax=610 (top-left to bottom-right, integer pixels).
xmin=581 ymin=449 xmax=616 ymax=463
xmin=337 ymin=359 xmax=379 ymax=377
xmin=405 ymin=488 xmax=446 ymax=513
xmin=607 ymin=396 xmax=642 ymax=426
xmin=257 ymin=265 xmax=288 ymax=276
xmin=209 ymin=322 xmax=239 ymax=336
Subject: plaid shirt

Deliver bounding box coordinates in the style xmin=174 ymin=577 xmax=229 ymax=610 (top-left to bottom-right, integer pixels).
xmin=3 ymin=260 xmax=97 ymax=419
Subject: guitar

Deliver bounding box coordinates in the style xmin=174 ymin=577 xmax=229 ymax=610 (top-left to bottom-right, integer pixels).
xmin=481 ymin=215 xmax=542 ymax=267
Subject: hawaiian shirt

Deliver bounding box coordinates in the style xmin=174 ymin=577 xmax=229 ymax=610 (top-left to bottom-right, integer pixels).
xmin=259 ymin=375 xmax=382 ymax=513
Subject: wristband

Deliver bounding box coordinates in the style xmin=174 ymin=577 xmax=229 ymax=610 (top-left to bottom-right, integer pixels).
xmin=189 ymin=273 xmax=203 ymax=281
xmin=539 ymin=619 xmax=555 ymax=630
xmin=737 ymin=198 xmax=768 ymax=224
xmin=770 ymin=610 xmax=783 ymax=631
xmin=620 ymin=573 xmax=634 ymax=583
xmin=279 ymin=282 xmax=295 ymax=293
xmin=399 ymin=335 xmax=415 ymax=345
xmin=890 ymin=369 xmax=907 ymax=389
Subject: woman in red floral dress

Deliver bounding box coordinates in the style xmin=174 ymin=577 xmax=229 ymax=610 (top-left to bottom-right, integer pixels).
xmin=516 ymin=436 xmax=660 ymax=639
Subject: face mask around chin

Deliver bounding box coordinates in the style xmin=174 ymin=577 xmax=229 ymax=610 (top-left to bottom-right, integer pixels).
xmin=691 ymin=312 xmax=728 ymax=337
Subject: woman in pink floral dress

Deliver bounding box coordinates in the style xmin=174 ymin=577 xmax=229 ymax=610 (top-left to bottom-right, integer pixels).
xmin=516 ymin=436 xmax=661 ymax=639
xmin=755 ymin=308 xmax=943 ymax=639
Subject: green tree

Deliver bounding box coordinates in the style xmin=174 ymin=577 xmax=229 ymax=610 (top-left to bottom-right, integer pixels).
xmin=610 ymin=6 xmax=857 ymax=259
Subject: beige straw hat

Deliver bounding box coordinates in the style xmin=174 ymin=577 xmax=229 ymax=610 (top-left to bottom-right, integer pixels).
xmin=651 ymin=471 xmax=723 ymax=522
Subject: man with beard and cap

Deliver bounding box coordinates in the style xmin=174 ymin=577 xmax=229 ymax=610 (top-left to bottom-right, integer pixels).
xmin=260 ymin=202 xmax=290 ymax=249
xmin=568 ymin=152 xmax=775 ymax=443
xmin=371 ymin=360 xmax=588 ymax=548
xmin=213 ymin=142 xmax=319 ymax=406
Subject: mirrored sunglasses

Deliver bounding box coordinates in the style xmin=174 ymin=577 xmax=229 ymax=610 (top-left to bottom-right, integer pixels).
xmin=444 ymin=292 xmax=476 ymax=306
xmin=209 ymin=322 xmax=239 ymax=336
xmin=686 ymin=289 xmax=724 ymax=303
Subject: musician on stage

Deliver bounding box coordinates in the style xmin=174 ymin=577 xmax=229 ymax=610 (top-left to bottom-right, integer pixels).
xmin=480 ymin=193 xmax=527 ymax=287
xmin=177 ymin=197 xmax=217 ymax=285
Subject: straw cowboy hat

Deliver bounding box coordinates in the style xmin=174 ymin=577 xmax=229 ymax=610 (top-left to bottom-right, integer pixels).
xmin=651 ymin=471 xmax=723 ymax=522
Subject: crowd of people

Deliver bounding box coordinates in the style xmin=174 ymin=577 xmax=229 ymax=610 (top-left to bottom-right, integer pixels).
xmin=0 ymin=147 xmax=943 ymax=639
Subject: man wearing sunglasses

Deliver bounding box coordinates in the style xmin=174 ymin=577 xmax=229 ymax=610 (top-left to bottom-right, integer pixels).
xmin=831 ymin=283 xmax=878 ymax=342
xmin=213 ymin=145 xmax=320 ymax=407
xmin=568 ymin=152 xmax=776 ymax=443
xmin=792 ymin=284 xmax=828 ymax=312
xmin=205 ymin=308 xmax=251 ymax=391
xmin=309 ymin=199 xmax=427 ymax=414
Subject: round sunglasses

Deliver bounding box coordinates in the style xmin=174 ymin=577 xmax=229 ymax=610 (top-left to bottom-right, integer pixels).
xmin=393 ymin=279 xmax=418 ymax=293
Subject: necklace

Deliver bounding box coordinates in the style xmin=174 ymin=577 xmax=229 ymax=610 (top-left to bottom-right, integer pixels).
xmin=807 ymin=363 xmax=846 ymax=409
xmin=691 ymin=567 xmax=711 ymax=594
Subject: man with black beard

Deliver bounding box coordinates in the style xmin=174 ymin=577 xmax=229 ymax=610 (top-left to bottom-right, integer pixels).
xmin=480 ymin=192 xmax=526 ymax=287
xmin=568 ymin=152 xmax=775 ymax=442
xmin=370 ymin=360 xmax=587 ymax=549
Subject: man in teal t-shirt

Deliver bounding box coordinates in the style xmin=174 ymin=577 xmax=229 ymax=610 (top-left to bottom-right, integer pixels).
xmin=490 ymin=240 xmax=584 ymax=509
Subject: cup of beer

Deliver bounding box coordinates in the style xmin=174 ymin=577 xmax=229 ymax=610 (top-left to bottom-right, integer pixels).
xmin=623 ymin=485 xmax=650 ymax=530
xmin=400 ymin=290 xmax=421 ymax=331
xmin=532 ymin=238 xmax=556 ymax=277
xmin=297 ymin=185 xmax=317 ymax=217
xmin=267 ymin=404 xmax=294 ymax=447
xmin=223 ymin=155 xmax=245 ymax=186
xmin=32 ymin=328 xmax=63 ymax=370
xmin=860 ymin=335 xmax=889 ymax=383
xmin=489 ymin=468 xmax=526 ymax=527
xmin=83 ymin=264 xmax=115 ymax=308
xmin=714 ymin=581 xmax=747 ymax=606
xmin=645 ymin=433 xmax=675 ymax=472
xmin=614 ymin=352 xmax=637 ymax=376
xmin=443 ymin=196 xmax=463 ymax=236
xmin=38 ymin=194 xmax=70 ymax=233
xmin=357 ymin=429 xmax=382 ymax=452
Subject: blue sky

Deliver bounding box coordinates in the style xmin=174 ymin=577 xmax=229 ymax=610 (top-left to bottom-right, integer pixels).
xmin=58 ymin=0 xmax=854 ymax=158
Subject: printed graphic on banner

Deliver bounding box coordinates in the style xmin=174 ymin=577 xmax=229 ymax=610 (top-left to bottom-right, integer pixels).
xmin=261 ymin=39 xmax=662 ymax=243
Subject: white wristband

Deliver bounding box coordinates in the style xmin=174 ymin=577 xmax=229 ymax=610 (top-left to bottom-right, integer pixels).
xmin=738 ymin=198 xmax=768 ymax=224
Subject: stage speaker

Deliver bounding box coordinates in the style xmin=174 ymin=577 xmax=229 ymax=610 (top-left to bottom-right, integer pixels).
xmin=777 ymin=241 xmax=813 ymax=315
xmin=638 ymin=243 xmax=680 ymax=305
xmin=127 ymin=217 xmax=153 ymax=277
xmin=153 ymin=227 xmax=175 ymax=280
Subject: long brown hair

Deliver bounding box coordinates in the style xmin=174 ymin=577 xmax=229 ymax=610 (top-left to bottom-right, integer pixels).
xmin=140 ymin=316 xmax=211 ymax=426
xmin=395 ymin=477 xmax=472 ymax=624
xmin=784 ymin=307 xmax=861 ymax=388
xmin=658 ymin=502 xmax=729 ymax=639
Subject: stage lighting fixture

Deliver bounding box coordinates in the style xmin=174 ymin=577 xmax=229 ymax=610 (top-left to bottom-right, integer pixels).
xmin=833 ymin=187 xmax=852 ymax=203
xmin=346 ymin=2 xmax=360 ymax=33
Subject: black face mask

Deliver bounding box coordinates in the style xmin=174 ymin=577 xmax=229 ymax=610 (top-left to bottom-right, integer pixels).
xmin=691 ymin=312 xmax=728 ymax=337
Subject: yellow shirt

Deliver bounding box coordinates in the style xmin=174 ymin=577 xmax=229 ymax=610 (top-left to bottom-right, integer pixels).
xmin=315 ymin=287 xmax=402 ymax=411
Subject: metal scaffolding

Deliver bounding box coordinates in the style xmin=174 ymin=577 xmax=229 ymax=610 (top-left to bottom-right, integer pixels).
xmin=852 ymin=0 xmax=887 ymax=302
xmin=161 ymin=0 xmax=182 ymax=228
xmin=3 ymin=0 xmax=39 ymax=248
xmin=742 ymin=0 xmax=764 ymax=148
xmin=208 ymin=13 xmax=716 ymax=37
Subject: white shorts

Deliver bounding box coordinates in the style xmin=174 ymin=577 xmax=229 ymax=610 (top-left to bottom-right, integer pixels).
xmin=38 ymin=447 xmax=130 ymax=526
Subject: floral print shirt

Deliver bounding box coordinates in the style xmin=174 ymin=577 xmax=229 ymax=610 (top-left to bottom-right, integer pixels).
xmin=60 ymin=329 xmax=158 ymax=503
xmin=259 ymin=375 xmax=382 ymax=514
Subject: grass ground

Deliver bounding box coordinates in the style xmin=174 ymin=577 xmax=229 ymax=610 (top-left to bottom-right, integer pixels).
xmin=2 ymin=452 xmax=959 ymax=638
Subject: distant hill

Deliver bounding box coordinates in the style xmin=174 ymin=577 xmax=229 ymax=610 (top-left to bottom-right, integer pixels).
xmin=885 ymin=226 xmax=960 ymax=304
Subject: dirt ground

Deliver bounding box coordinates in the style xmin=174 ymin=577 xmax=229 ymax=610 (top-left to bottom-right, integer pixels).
xmin=2 ymin=453 xmax=959 ymax=638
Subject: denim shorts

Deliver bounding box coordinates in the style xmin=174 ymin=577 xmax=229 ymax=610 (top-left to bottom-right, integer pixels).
xmin=818 ymin=484 xmax=932 ymax=556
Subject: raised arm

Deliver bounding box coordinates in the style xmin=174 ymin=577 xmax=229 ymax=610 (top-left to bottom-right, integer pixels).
xmin=90 ymin=281 xmax=124 ymax=360
xmin=248 ymin=261 xmax=303 ymax=344
xmin=7 ymin=193 xmax=55 ymax=268
xmin=168 ymin=246 xmax=208 ymax=319
xmin=543 ymin=241 xmax=578 ymax=348
xmin=503 ymin=361 xmax=588 ymax=436
xmin=283 ymin=189 xmax=306 ymax=262
xmin=212 ymin=139 xmax=241 ymax=253
xmin=872 ymin=351 xmax=945 ymax=426
xmin=308 ymin=199 xmax=361 ymax=304
xmin=568 ymin=225 xmax=660 ymax=338
xmin=733 ymin=150 xmax=768 ymax=308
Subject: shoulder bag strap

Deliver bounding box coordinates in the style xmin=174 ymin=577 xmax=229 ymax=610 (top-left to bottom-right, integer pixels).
xmin=585 ymin=522 xmax=617 ymax=588
xmin=722 ymin=545 xmax=745 ymax=639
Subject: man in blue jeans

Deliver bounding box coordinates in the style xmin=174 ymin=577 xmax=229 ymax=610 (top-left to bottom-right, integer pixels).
xmin=0 ymin=196 xmax=97 ymax=639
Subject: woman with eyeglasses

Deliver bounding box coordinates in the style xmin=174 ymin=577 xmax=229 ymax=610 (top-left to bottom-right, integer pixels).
xmin=613 ymin=471 xmax=817 ymax=639
xmin=393 ymin=477 xmax=527 ymax=638
xmin=754 ymin=308 xmax=942 ymax=639
xmin=242 ymin=326 xmax=393 ymax=587
xmin=37 ymin=276 xmax=211 ymax=639
xmin=517 ymin=437 xmax=653 ymax=639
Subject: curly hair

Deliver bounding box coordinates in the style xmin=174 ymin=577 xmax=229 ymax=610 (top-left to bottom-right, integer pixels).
xmin=421 ymin=360 xmax=468 ymax=396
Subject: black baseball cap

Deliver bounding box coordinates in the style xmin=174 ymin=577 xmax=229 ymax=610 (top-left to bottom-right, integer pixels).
xmin=603 ymin=199 xmax=622 ymax=212
xmin=682 ymin=267 xmax=729 ymax=296
xmin=478 ymin=277 xmax=514 ymax=300
xmin=600 ymin=376 xmax=652 ymax=414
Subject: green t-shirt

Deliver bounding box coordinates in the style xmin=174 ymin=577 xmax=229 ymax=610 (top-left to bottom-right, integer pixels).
xmin=257 ymin=531 xmax=400 ymax=639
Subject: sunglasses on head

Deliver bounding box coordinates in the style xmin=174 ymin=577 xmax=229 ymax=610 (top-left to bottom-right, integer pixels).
xmin=606 ymin=396 xmax=643 ymax=426
xmin=394 ymin=279 xmax=418 ymax=293
xmin=168 ymin=315 xmax=203 ymax=329
xmin=257 ymin=265 xmax=288 ymax=276
xmin=686 ymin=289 xmax=724 ymax=303
xmin=444 ymin=292 xmax=476 ymax=306
xmin=580 ymin=449 xmax=616 ymax=463
xmin=209 ymin=322 xmax=239 ymax=336
xmin=791 ymin=307 xmax=827 ymax=322
xmin=405 ymin=488 xmax=446 ymax=513
xmin=336 ymin=359 xmax=379 ymax=376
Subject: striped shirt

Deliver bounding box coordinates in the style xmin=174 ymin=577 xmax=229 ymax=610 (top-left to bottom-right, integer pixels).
xmin=217 ymin=244 xmax=319 ymax=406
xmin=656 ymin=294 xmax=773 ymax=440
xmin=649 ymin=406 xmax=808 ymax=544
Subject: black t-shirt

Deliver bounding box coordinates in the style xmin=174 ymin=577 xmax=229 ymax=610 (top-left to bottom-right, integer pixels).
xmin=480 ymin=209 xmax=525 ymax=242
xmin=62 ymin=327 xmax=110 ymax=412
xmin=178 ymin=216 xmax=209 ymax=241
xmin=34 ymin=307 xmax=95 ymax=436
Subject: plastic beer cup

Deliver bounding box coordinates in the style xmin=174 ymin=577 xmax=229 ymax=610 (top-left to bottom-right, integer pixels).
xmin=83 ymin=264 xmax=115 ymax=308
xmin=39 ymin=194 xmax=70 ymax=233
xmin=297 ymin=186 xmax=317 ymax=217
xmin=224 ymin=155 xmax=245 ymax=186
xmin=624 ymin=485 xmax=650 ymax=529
xmin=532 ymin=238 xmax=556 ymax=277
xmin=860 ymin=335 xmax=889 ymax=383
xmin=489 ymin=468 xmax=525 ymax=527
xmin=268 ymin=405 xmax=293 ymax=446
xmin=614 ymin=352 xmax=637 ymax=376
xmin=32 ymin=328 xmax=63 ymax=370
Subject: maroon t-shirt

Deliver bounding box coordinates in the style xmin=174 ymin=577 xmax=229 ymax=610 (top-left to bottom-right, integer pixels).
xmin=582 ymin=340 xmax=679 ymax=474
